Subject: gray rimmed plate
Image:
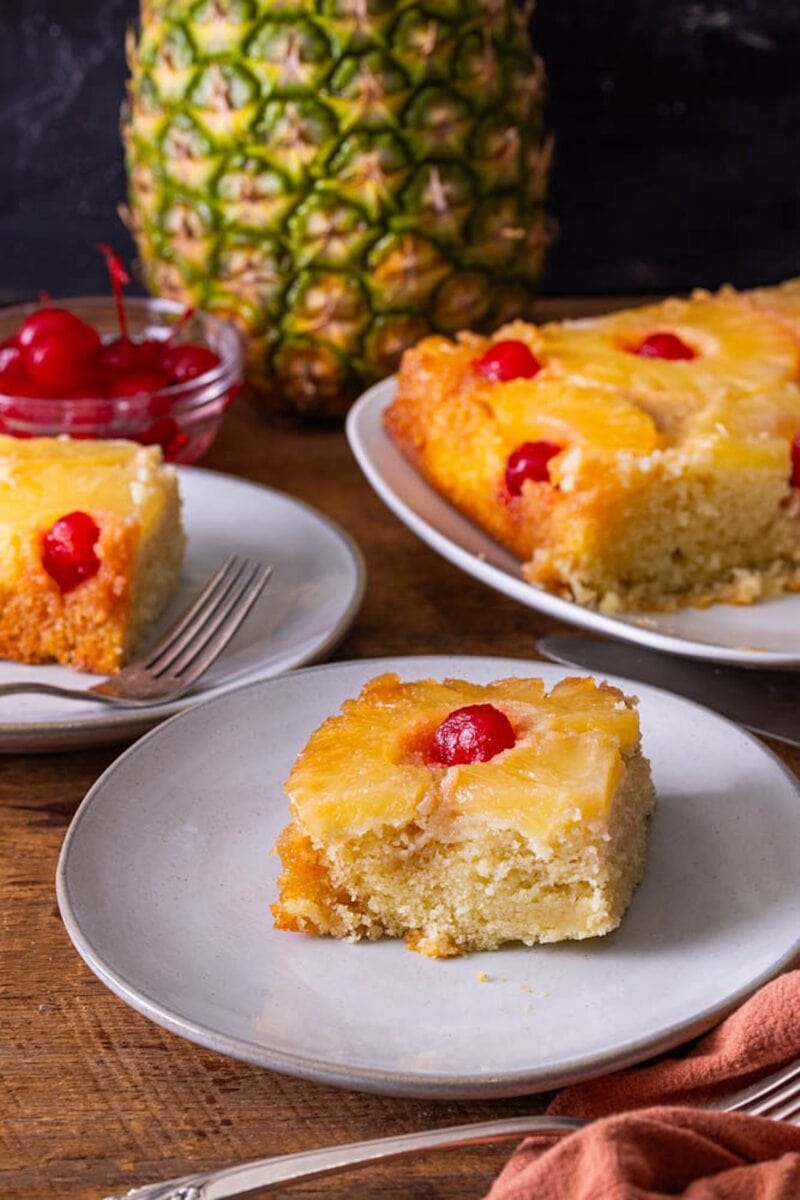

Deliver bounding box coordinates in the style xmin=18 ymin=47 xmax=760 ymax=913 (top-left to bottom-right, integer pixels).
xmin=0 ymin=467 xmax=365 ymax=752
xmin=57 ymin=655 xmax=800 ymax=1099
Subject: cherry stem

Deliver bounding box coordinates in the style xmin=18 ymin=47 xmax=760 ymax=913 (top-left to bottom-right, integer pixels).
xmin=96 ymin=243 xmax=131 ymax=340
xmin=38 ymin=290 xmax=51 ymax=307
xmin=167 ymin=306 xmax=195 ymax=345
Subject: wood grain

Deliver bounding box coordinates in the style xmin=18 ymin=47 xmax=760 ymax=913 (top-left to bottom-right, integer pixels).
xmin=1 ymin=297 xmax=797 ymax=1199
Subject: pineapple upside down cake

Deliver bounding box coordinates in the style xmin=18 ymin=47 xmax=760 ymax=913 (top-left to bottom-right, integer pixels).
xmin=385 ymin=281 xmax=800 ymax=612
xmin=272 ymin=673 xmax=655 ymax=958
xmin=0 ymin=435 xmax=185 ymax=673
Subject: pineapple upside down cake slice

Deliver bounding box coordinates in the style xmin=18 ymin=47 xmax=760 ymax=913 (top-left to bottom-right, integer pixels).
xmin=272 ymin=673 xmax=655 ymax=958
xmin=0 ymin=435 xmax=185 ymax=673
xmin=385 ymin=282 xmax=800 ymax=612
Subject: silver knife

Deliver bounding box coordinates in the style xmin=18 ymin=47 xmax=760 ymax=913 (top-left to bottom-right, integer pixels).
xmin=537 ymin=636 xmax=799 ymax=749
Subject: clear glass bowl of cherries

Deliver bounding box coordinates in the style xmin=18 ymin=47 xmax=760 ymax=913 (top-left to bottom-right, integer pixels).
xmin=0 ymin=249 xmax=242 ymax=464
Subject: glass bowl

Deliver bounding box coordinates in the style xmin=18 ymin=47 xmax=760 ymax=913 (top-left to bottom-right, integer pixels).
xmin=0 ymin=297 xmax=243 ymax=464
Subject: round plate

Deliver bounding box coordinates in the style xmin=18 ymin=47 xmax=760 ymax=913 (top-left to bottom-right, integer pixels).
xmin=0 ymin=467 xmax=364 ymax=752
xmin=347 ymin=378 xmax=800 ymax=668
xmin=57 ymin=655 xmax=800 ymax=1099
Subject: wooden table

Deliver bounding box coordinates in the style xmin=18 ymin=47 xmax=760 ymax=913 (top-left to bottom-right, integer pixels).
xmin=3 ymin=299 xmax=798 ymax=1200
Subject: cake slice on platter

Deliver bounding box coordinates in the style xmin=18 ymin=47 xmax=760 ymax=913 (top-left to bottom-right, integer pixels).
xmin=272 ymin=673 xmax=655 ymax=958
xmin=385 ymin=283 xmax=800 ymax=612
xmin=0 ymin=434 xmax=185 ymax=673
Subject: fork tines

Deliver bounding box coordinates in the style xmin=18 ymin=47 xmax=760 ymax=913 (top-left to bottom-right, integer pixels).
xmin=725 ymin=1059 xmax=800 ymax=1123
xmin=141 ymin=555 xmax=272 ymax=680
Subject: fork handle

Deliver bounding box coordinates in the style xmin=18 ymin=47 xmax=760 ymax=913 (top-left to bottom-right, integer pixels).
xmin=106 ymin=1115 xmax=584 ymax=1199
xmin=0 ymin=681 xmax=119 ymax=705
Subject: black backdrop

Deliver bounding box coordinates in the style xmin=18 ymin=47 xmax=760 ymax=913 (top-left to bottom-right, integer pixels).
xmin=1 ymin=0 xmax=799 ymax=300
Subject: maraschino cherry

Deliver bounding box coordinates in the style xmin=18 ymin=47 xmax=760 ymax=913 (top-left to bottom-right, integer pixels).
xmin=474 ymin=340 xmax=542 ymax=382
xmin=0 ymin=245 xmax=225 ymax=458
xmin=95 ymin=245 xmax=219 ymax=395
xmin=96 ymin=244 xmax=131 ymax=340
xmin=17 ymin=307 xmax=91 ymax=351
xmin=633 ymin=332 xmax=696 ymax=361
xmin=41 ymin=512 xmax=101 ymax=593
xmin=98 ymin=336 xmax=163 ymax=374
xmin=428 ymin=704 xmax=516 ymax=765
xmin=505 ymin=440 xmax=562 ymax=494
xmin=109 ymin=370 xmax=172 ymax=399
xmin=0 ymin=375 xmax=42 ymax=399
xmin=25 ymin=327 xmax=101 ymax=393
xmin=161 ymin=344 xmax=220 ymax=382
xmin=138 ymin=416 xmax=189 ymax=461
xmin=791 ymin=434 xmax=800 ymax=488
xmin=0 ymin=339 xmax=34 ymax=397
xmin=0 ymin=338 xmax=23 ymax=374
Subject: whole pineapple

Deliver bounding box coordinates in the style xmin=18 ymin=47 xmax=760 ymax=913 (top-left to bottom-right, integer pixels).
xmin=124 ymin=0 xmax=552 ymax=420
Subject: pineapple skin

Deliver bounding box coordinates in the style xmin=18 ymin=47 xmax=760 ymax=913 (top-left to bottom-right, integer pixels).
xmin=123 ymin=0 xmax=552 ymax=420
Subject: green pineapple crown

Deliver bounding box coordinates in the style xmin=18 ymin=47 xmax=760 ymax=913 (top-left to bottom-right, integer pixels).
xmin=125 ymin=0 xmax=552 ymax=417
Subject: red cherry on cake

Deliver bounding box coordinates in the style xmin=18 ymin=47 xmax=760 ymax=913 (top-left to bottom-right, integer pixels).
xmin=474 ymin=340 xmax=542 ymax=382
xmin=161 ymin=343 xmax=220 ymax=383
xmin=791 ymin=434 xmax=800 ymax=488
xmin=40 ymin=511 xmax=101 ymax=593
xmin=633 ymin=332 xmax=696 ymax=360
xmin=428 ymin=704 xmax=516 ymax=766
xmin=505 ymin=440 xmax=562 ymax=494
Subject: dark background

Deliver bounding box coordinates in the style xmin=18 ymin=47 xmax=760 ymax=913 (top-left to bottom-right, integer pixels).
xmin=1 ymin=0 xmax=799 ymax=301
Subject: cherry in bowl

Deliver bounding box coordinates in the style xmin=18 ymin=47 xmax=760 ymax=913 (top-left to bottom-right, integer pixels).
xmin=0 ymin=298 xmax=242 ymax=464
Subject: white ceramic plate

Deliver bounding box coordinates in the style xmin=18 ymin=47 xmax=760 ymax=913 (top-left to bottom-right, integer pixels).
xmin=57 ymin=654 xmax=800 ymax=1099
xmin=0 ymin=467 xmax=364 ymax=752
xmin=346 ymin=378 xmax=800 ymax=668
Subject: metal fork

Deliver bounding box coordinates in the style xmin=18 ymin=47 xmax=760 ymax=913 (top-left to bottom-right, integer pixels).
xmin=106 ymin=1056 xmax=800 ymax=1199
xmin=0 ymin=555 xmax=272 ymax=708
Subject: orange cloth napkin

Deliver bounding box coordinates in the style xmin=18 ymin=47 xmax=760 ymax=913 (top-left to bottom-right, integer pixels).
xmin=485 ymin=970 xmax=800 ymax=1199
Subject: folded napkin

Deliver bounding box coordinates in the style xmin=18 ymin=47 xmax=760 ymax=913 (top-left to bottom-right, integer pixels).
xmin=485 ymin=970 xmax=800 ymax=1199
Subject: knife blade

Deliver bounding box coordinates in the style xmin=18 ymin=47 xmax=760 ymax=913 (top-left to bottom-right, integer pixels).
xmin=537 ymin=636 xmax=800 ymax=748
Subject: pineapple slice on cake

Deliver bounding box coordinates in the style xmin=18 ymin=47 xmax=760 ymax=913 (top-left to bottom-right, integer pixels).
xmin=524 ymin=292 xmax=800 ymax=435
xmin=742 ymin=278 xmax=800 ymax=337
xmin=283 ymin=674 xmax=494 ymax=842
xmin=488 ymin=379 xmax=661 ymax=461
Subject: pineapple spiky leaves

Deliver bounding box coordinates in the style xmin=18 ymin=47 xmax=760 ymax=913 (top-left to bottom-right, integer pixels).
xmin=124 ymin=0 xmax=552 ymax=420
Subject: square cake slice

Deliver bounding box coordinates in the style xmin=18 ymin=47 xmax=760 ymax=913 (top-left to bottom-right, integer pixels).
xmin=0 ymin=434 xmax=185 ymax=673
xmin=272 ymin=674 xmax=655 ymax=957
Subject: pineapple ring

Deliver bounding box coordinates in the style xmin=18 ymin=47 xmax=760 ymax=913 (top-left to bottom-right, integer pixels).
xmin=532 ymin=294 xmax=800 ymax=402
xmin=488 ymin=379 xmax=661 ymax=458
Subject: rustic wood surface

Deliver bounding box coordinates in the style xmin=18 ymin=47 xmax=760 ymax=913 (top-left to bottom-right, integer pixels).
xmin=2 ymin=297 xmax=798 ymax=1200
